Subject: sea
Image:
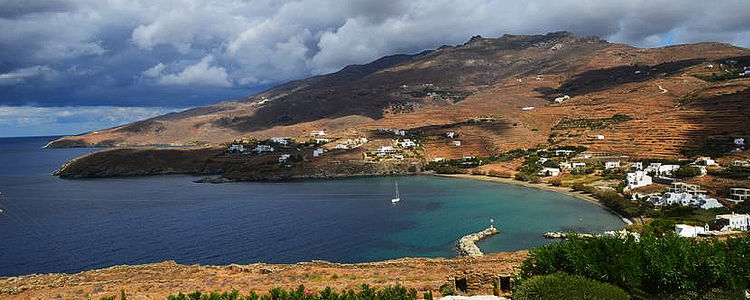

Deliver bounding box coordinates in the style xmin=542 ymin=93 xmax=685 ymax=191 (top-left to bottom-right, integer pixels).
xmin=0 ymin=136 xmax=624 ymax=276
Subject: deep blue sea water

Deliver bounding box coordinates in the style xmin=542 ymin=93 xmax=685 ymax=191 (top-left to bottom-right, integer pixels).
xmin=0 ymin=136 xmax=624 ymax=276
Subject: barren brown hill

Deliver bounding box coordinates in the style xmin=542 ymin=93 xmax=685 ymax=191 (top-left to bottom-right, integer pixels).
xmin=48 ymin=32 xmax=750 ymax=160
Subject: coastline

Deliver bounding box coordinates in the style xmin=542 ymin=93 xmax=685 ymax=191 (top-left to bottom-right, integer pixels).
xmin=435 ymin=173 xmax=633 ymax=226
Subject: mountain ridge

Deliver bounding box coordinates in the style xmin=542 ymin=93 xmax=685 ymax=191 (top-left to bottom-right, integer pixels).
xmin=47 ymin=31 xmax=750 ymax=162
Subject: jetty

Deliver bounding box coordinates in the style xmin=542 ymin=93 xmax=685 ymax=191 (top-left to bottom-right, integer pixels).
xmin=457 ymin=227 xmax=499 ymax=257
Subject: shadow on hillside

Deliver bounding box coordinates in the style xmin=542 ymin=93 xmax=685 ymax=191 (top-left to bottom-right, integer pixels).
xmin=536 ymin=58 xmax=705 ymax=97
xmin=676 ymin=87 xmax=750 ymax=158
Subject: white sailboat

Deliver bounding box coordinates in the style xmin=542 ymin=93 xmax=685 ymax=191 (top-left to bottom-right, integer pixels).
xmin=391 ymin=182 xmax=400 ymax=203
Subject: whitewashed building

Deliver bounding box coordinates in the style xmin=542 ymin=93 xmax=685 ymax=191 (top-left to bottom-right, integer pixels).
xmin=554 ymin=95 xmax=570 ymax=103
xmin=253 ymin=145 xmax=275 ymax=153
xmin=445 ymin=132 xmax=456 ymax=138
xmin=625 ymin=171 xmax=652 ymax=190
xmin=310 ymin=130 xmax=326 ymax=137
xmin=715 ymin=213 xmax=750 ymax=231
xmin=632 ymin=162 xmax=643 ymax=170
xmin=605 ymin=161 xmax=621 ymax=169
xmin=675 ymin=224 xmax=706 ymax=238
xmin=572 ymin=162 xmax=587 ymax=168
xmin=312 ymin=148 xmax=324 ymax=157
xmin=559 ymin=162 xmax=572 ymax=169
xmin=400 ymin=139 xmax=417 ymax=148
xmin=735 ymin=138 xmax=745 ymax=147
xmin=555 ymin=149 xmax=574 ymax=156
xmin=269 ymin=137 xmax=289 ymax=145
xmin=730 ymin=188 xmax=750 ymax=203
xmin=228 ymin=144 xmax=245 ymax=153
xmin=334 ymin=144 xmax=349 ymax=150
xmin=538 ymin=167 xmax=560 ymax=177
xmin=646 ymin=163 xmax=680 ymax=176
xmin=453 ymin=140 xmax=462 ymax=147
xmin=376 ymin=146 xmax=397 ymax=155
xmin=693 ymin=156 xmax=717 ymax=166
xmin=278 ymin=154 xmax=291 ymax=163
xmin=315 ymin=138 xmax=330 ymax=144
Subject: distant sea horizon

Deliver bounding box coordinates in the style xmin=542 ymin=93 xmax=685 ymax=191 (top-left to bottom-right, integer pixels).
xmin=0 ymin=136 xmax=623 ymax=276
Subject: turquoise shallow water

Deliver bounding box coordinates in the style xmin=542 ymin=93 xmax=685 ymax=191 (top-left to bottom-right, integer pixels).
xmin=0 ymin=136 xmax=623 ymax=276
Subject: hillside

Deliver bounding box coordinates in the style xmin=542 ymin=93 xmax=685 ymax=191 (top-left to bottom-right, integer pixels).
xmin=48 ymin=32 xmax=750 ymax=170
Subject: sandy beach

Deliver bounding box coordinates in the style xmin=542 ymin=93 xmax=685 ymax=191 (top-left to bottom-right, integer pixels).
xmin=435 ymin=174 xmax=633 ymax=225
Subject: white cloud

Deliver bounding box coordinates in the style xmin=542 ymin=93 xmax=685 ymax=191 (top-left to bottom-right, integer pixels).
xmin=1 ymin=0 xmax=750 ymax=105
xmin=141 ymin=63 xmax=166 ymax=78
xmin=150 ymin=56 xmax=232 ymax=87
xmin=0 ymin=105 xmax=182 ymax=137
xmin=0 ymin=65 xmax=57 ymax=85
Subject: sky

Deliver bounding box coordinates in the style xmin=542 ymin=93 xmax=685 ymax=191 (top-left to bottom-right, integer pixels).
xmin=1 ymin=0 xmax=750 ymax=137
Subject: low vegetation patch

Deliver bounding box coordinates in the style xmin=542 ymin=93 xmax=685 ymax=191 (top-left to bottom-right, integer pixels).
xmin=552 ymin=114 xmax=632 ymax=130
xmin=164 ymin=285 xmax=417 ymax=300
xmin=514 ymin=272 xmax=628 ymax=300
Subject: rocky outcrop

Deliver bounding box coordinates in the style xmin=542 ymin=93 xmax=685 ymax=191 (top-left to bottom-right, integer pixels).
xmin=457 ymin=227 xmax=499 ymax=257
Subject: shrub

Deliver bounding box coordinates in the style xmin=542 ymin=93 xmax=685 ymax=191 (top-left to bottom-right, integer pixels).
xmin=166 ymin=285 xmax=418 ymax=300
xmin=514 ymin=272 xmax=628 ymax=300
xmin=672 ymin=166 xmax=702 ymax=178
xmin=438 ymin=283 xmax=456 ymax=296
xmin=519 ymin=234 xmax=750 ymax=298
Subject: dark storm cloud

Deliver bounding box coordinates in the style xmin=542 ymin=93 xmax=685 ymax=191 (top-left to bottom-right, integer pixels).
xmin=1 ymin=0 xmax=750 ymax=110
xmin=0 ymin=0 xmax=73 ymax=19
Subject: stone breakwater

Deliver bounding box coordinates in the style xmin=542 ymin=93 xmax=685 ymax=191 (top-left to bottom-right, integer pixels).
xmin=457 ymin=227 xmax=499 ymax=257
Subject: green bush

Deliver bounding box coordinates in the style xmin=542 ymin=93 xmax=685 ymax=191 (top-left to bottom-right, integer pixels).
xmin=514 ymin=272 xmax=628 ymax=300
xmin=167 ymin=285 xmax=418 ymax=300
xmin=519 ymin=234 xmax=750 ymax=298
xmin=673 ymin=166 xmax=702 ymax=178
xmin=438 ymin=283 xmax=456 ymax=296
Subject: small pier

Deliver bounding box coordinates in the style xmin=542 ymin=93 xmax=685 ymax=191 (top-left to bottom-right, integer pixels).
xmin=457 ymin=227 xmax=499 ymax=257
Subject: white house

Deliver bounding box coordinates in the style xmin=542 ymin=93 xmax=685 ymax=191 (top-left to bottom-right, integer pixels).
xmin=693 ymin=156 xmax=717 ymax=166
xmin=649 ymin=193 xmax=723 ymax=209
xmin=675 ymin=224 xmax=706 ymax=238
xmin=269 ymin=137 xmax=289 ymax=145
xmin=445 ymin=132 xmax=456 ymax=138
xmin=596 ymin=135 xmax=605 ymax=140
xmin=522 ymin=106 xmax=535 ymax=111
xmin=559 ymin=162 xmax=572 ymax=169
xmin=315 ymin=138 xmax=330 ymax=144
xmin=334 ymin=144 xmax=349 ymax=150
xmin=605 ymin=161 xmax=621 ymax=169
xmin=394 ymin=155 xmax=404 ymax=160
xmin=646 ymin=163 xmax=680 ymax=176
xmin=400 ymin=139 xmax=417 ymax=148
xmin=625 ymin=171 xmax=652 ymax=190
xmin=310 ymin=130 xmax=326 ymax=137
xmin=554 ymin=95 xmax=570 ymax=103
xmin=278 ymin=154 xmax=291 ymax=163
xmin=312 ymin=148 xmax=325 ymax=157
xmin=376 ymin=146 xmax=397 ymax=155
xmin=538 ymin=157 xmax=549 ymax=164
xmin=735 ymin=138 xmax=745 ymax=147
xmin=434 ymin=157 xmax=445 ymax=162
xmin=572 ymin=162 xmax=587 ymax=168
xmin=729 ymin=188 xmax=750 ymax=203
xmin=253 ymin=144 xmax=275 ymax=153
xmin=715 ymin=213 xmax=750 ymax=231
xmin=632 ymin=162 xmax=643 ymax=170
xmin=555 ymin=149 xmax=574 ymax=156
xmin=228 ymin=144 xmax=245 ymax=153
xmin=453 ymin=140 xmax=462 ymax=147
xmin=538 ymin=167 xmax=560 ymax=177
